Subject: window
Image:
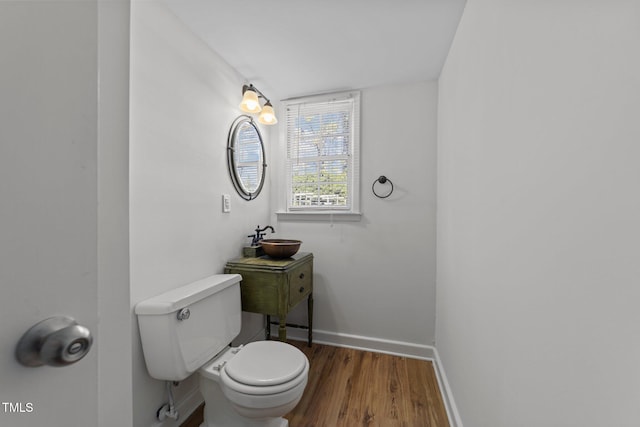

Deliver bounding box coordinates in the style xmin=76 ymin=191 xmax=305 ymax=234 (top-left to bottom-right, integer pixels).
xmin=281 ymin=91 xmax=360 ymax=218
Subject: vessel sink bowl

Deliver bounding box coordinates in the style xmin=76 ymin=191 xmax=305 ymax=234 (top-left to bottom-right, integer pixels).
xmin=260 ymin=239 xmax=302 ymax=258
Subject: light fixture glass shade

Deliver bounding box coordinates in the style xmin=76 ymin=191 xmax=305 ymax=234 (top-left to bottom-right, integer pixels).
xmin=240 ymin=89 xmax=262 ymax=113
xmin=258 ymin=102 xmax=278 ymax=125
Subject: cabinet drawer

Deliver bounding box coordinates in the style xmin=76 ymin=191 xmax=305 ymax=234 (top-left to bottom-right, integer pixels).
xmin=288 ymin=262 xmax=312 ymax=309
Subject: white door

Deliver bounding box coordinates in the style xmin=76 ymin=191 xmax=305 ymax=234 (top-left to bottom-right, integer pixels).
xmin=0 ymin=2 xmax=100 ymax=425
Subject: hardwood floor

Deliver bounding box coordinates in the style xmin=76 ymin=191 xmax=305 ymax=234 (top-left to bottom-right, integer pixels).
xmin=285 ymin=341 xmax=450 ymax=427
xmin=180 ymin=341 xmax=450 ymax=427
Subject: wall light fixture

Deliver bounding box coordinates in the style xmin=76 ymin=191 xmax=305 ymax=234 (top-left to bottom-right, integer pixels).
xmin=239 ymin=84 xmax=278 ymax=125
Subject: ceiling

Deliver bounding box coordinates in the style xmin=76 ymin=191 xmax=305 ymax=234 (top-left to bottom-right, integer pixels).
xmin=163 ymin=0 xmax=466 ymax=100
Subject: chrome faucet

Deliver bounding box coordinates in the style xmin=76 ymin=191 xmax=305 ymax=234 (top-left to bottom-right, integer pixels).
xmin=248 ymin=225 xmax=275 ymax=246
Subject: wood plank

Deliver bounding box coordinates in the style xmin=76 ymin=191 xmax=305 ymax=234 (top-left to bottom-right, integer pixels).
xmin=286 ymin=341 xmax=450 ymax=427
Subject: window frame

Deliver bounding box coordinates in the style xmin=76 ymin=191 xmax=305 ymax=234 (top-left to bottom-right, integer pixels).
xmin=277 ymin=91 xmax=361 ymax=221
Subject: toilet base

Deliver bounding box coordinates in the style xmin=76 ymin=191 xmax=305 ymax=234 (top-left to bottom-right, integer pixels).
xmin=200 ymin=373 xmax=292 ymax=427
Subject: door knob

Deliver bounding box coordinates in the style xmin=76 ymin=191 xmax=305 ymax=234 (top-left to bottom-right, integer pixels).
xmin=16 ymin=316 xmax=93 ymax=367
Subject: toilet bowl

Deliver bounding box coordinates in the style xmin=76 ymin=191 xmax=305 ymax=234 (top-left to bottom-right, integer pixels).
xmin=199 ymin=341 xmax=309 ymax=426
xmin=134 ymin=274 xmax=309 ymax=427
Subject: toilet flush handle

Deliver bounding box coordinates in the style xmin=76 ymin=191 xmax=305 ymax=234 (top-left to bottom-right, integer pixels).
xmin=15 ymin=316 xmax=93 ymax=367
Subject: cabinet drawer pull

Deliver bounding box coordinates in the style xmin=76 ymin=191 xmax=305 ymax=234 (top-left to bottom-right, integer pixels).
xmin=299 ymin=273 xmax=305 ymax=279
xmin=299 ymin=286 xmax=305 ymax=293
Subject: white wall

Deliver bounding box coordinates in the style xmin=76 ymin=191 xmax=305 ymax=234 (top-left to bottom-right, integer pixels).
xmin=437 ymin=1 xmax=640 ymax=426
xmin=130 ymin=2 xmax=270 ymax=425
xmin=270 ymin=81 xmax=438 ymax=353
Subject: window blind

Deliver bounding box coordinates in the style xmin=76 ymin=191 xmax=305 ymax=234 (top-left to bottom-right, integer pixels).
xmin=285 ymin=92 xmax=360 ymax=211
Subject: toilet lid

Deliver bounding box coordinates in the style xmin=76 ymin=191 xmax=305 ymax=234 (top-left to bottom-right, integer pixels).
xmin=224 ymin=341 xmax=307 ymax=387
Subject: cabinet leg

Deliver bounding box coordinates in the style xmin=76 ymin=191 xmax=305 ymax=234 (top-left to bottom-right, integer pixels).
xmin=266 ymin=315 xmax=271 ymax=340
xmin=308 ymin=293 xmax=313 ymax=347
xmin=278 ymin=317 xmax=287 ymax=342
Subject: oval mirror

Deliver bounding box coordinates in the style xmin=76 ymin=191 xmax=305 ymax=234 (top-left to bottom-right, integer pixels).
xmin=227 ymin=115 xmax=266 ymax=200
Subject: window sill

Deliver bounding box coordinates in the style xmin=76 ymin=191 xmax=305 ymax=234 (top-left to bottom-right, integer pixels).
xmin=275 ymin=211 xmax=362 ymax=222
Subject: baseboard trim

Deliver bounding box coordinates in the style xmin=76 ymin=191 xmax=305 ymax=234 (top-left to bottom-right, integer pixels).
xmin=431 ymin=347 xmax=464 ymax=427
xmin=279 ymin=326 xmax=435 ymax=360
xmin=281 ymin=326 xmax=463 ymax=427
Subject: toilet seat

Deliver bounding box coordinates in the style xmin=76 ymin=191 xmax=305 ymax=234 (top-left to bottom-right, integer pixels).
xmin=221 ymin=341 xmax=308 ymax=395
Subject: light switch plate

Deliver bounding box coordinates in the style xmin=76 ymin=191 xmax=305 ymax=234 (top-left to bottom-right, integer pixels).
xmin=222 ymin=194 xmax=231 ymax=213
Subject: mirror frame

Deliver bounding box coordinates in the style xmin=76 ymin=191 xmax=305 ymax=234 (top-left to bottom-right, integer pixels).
xmin=226 ymin=115 xmax=267 ymax=201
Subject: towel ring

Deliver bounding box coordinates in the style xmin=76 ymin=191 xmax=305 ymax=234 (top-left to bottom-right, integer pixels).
xmin=372 ymin=175 xmax=394 ymax=198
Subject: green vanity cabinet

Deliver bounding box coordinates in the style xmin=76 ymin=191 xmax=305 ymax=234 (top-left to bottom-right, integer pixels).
xmin=224 ymin=252 xmax=313 ymax=345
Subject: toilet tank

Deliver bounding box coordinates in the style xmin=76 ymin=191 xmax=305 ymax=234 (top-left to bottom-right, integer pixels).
xmin=135 ymin=274 xmax=242 ymax=381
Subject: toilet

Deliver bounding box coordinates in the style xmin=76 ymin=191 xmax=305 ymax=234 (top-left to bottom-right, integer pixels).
xmin=135 ymin=274 xmax=309 ymax=427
